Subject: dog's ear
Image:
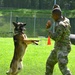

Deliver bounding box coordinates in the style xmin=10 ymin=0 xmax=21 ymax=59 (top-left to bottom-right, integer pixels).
xmin=23 ymin=23 xmax=26 ymax=26
xmin=12 ymin=22 xmax=17 ymax=27
xmin=21 ymin=23 xmax=26 ymax=27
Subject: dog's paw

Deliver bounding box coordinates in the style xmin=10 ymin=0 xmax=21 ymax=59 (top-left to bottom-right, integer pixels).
xmin=6 ymin=71 xmax=10 ymax=75
xmin=6 ymin=69 xmax=12 ymax=75
xmin=31 ymin=41 xmax=38 ymax=45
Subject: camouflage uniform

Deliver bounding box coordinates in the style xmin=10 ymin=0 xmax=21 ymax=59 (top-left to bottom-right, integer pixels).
xmin=45 ymin=17 xmax=72 ymax=75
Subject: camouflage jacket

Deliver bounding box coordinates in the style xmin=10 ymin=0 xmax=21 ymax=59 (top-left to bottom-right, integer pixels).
xmin=49 ymin=17 xmax=71 ymax=47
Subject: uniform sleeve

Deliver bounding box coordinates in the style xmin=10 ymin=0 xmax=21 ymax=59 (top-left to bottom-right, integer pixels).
xmin=49 ymin=25 xmax=65 ymax=41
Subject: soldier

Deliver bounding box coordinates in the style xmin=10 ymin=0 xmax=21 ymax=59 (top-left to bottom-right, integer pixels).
xmin=45 ymin=4 xmax=72 ymax=75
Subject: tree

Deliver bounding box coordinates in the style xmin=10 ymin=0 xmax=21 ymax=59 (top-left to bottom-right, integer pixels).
xmin=1 ymin=0 xmax=75 ymax=10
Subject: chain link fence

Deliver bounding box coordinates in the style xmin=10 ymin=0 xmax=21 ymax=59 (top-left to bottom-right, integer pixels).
xmin=0 ymin=12 xmax=52 ymax=37
xmin=0 ymin=12 xmax=75 ymax=37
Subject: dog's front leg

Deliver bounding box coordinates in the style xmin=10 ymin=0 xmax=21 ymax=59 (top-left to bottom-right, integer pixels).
xmin=31 ymin=40 xmax=39 ymax=45
xmin=24 ymin=40 xmax=39 ymax=45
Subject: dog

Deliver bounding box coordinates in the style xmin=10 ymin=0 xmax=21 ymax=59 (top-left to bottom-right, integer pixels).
xmin=6 ymin=22 xmax=39 ymax=75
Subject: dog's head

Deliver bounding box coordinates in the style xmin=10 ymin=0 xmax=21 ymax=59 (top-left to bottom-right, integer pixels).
xmin=13 ymin=22 xmax=26 ymax=34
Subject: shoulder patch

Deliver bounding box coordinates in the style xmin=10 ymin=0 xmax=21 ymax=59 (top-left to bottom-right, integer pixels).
xmin=59 ymin=17 xmax=70 ymax=27
xmin=59 ymin=21 xmax=65 ymax=26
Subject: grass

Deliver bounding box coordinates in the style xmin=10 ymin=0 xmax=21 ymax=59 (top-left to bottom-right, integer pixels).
xmin=0 ymin=37 xmax=75 ymax=75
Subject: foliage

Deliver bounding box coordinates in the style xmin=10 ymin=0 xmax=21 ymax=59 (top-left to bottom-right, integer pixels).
xmin=0 ymin=0 xmax=75 ymax=10
xmin=0 ymin=9 xmax=75 ymax=37
xmin=0 ymin=8 xmax=75 ymax=18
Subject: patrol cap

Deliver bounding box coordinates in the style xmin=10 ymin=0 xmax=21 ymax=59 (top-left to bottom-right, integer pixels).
xmin=52 ymin=4 xmax=61 ymax=12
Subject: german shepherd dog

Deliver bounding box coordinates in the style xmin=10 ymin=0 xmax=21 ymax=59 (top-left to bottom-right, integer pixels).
xmin=6 ymin=22 xmax=39 ymax=75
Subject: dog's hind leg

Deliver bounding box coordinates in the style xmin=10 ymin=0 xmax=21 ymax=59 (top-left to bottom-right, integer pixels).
xmin=11 ymin=60 xmax=23 ymax=75
xmin=18 ymin=60 xmax=23 ymax=71
xmin=6 ymin=60 xmax=19 ymax=75
xmin=6 ymin=68 xmax=13 ymax=75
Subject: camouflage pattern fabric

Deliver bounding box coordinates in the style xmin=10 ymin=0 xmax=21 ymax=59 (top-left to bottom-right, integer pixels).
xmin=45 ymin=17 xmax=72 ymax=75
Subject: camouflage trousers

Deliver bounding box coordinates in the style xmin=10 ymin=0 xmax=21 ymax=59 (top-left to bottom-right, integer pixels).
xmin=45 ymin=46 xmax=72 ymax=75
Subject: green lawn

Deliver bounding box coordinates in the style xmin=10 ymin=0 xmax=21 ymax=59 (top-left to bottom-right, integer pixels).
xmin=0 ymin=37 xmax=75 ymax=75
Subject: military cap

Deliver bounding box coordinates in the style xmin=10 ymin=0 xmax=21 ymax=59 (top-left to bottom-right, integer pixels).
xmin=52 ymin=4 xmax=61 ymax=12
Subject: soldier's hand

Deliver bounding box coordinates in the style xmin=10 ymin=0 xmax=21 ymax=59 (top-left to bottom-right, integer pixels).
xmin=46 ymin=20 xmax=52 ymax=29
